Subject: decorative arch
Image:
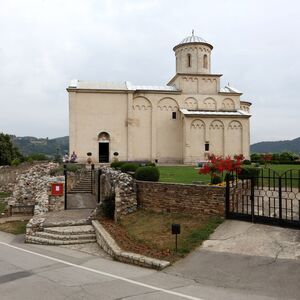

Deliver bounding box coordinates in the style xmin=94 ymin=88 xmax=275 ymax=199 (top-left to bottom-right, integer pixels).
xmin=184 ymin=97 xmax=198 ymax=110
xmin=98 ymin=132 xmax=110 ymax=163
xmin=209 ymin=120 xmax=224 ymax=156
xmin=98 ymin=132 xmax=110 ymax=141
xmin=227 ymin=120 xmax=243 ymax=156
xmin=228 ymin=120 xmax=242 ymax=130
xmin=204 ymin=97 xmax=217 ymax=110
xmin=131 ymin=97 xmax=152 ymax=161
xmin=191 ymin=119 xmax=205 ymax=130
xmin=133 ymin=96 xmax=152 ymax=111
xmin=157 ymin=97 xmax=179 ymax=111
xmin=222 ymin=98 xmax=235 ymax=110
xmin=209 ymin=120 xmax=224 ymax=130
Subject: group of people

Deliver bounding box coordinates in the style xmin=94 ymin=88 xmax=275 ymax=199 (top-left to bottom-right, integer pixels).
xmin=63 ymin=151 xmax=77 ymax=163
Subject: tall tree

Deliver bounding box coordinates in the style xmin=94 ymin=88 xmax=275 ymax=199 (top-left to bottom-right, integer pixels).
xmin=0 ymin=133 xmax=22 ymax=165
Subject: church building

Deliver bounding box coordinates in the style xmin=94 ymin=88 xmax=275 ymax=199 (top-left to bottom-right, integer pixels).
xmin=67 ymin=33 xmax=252 ymax=164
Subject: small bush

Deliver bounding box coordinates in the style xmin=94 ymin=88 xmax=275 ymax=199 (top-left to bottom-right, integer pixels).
xmin=224 ymin=173 xmax=234 ymax=181
xmin=100 ymin=197 xmax=115 ymax=219
xmin=135 ymin=166 xmax=160 ymax=181
xmin=11 ymin=158 xmax=21 ymax=166
xmin=243 ymin=159 xmax=251 ymax=165
xmin=110 ymin=161 xmax=126 ymax=169
xmin=211 ymin=175 xmax=222 ymax=185
xmin=27 ymin=153 xmax=48 ymax=161
xmin=238 ymin=167 xmax=261 ymax=180
xmin=145 ymin=161 xmax=156 ymax=167
xmin=121 ymin=163 xmax=140 ymax=173
xmin=49 ymin=167 xmax=62 ymax=176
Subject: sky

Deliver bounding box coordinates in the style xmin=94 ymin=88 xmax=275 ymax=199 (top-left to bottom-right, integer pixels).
xmin=0 ymin=0 xmax=299 ymax=144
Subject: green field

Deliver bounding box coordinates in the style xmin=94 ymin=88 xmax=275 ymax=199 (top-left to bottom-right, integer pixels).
xmin=158 ymin=164 xmax=300 ymax=185
xmin=158 ymin=166 xmax=211 ymax=184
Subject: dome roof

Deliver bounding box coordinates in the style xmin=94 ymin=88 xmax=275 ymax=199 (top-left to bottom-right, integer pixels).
xmin=173 ymin=32 xmax=213 ymax=50
xmin=180 ymin=35 xmax=207 ymax=44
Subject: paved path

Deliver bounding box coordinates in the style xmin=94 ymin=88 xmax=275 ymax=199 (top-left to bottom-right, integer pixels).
xmin=67 ymin=193 xmax=97 ymax=209
xmin=166 ymin=221 xmax=300 ymax=300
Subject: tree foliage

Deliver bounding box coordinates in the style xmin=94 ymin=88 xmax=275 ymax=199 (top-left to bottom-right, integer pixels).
xmin=0 ymin=133 xmax=23 ymax=165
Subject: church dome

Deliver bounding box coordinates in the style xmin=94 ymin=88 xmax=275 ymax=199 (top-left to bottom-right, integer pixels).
xmin=173 ymin=32 xmax=213 ymax=51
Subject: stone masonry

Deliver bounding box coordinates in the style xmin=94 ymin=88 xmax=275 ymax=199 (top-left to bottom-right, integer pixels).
xmin=136 ymin=181 xmax=225 ymax=217
xmin=7 ymin=163 xmax=64 ymax=215
xmin=100 ymin=167 xmax=137 ymax=221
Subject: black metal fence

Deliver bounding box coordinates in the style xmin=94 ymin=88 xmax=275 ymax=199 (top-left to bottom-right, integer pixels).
xmin=226 ymin=168 xmax=300 ymax=229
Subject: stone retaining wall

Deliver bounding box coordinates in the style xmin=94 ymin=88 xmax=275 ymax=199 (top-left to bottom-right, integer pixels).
xmin=99 ymin=167 xmax=137 ymax=221
xmin=0 ymin=163 xmax=35 ymax=192
xmin=92 ymin=220 xmax=170 ymax=270
xmin=136 ymin=181 xmax=225 ymax=217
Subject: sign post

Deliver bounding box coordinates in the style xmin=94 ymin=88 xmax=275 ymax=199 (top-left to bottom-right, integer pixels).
xmin=171 ymin=223 xmax=181 ymax=252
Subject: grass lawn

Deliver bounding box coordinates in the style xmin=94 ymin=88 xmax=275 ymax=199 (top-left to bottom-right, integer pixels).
xmin=158 ymin=164 xmax=300 ymax=185
xmin=101 ymin=210 xmax=223 ymax=262
xmin=158 ymin=166 xmax=211 ymax=184
xmin=262 ymin=164 xmax=300 ymax=175
xmin=0 ymin=221 xmax=27 ymax=235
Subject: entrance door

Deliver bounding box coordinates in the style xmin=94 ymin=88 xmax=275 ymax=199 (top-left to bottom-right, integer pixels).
xmin=99 ymin=142 xmax=109 ymax=163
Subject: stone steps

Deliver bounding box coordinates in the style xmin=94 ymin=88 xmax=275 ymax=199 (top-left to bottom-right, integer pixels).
xmin=26 ymin=236 xmax=96 ymax=245
xmin=44 ymin=225 xmax=95 ymax=235
xmin=69 ymin=173 xmax=93 ymax=194
xmin=26 ymin=225 xmax=96 ymax=245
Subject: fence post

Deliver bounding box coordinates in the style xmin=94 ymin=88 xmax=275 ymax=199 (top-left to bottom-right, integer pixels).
xmin=278 ymin=176 xmax=282 ymax=223
xmin=97 ymin=169 xmax=101 ymax=203
xmin=91 ymin=164 xmax=95 ymax=194
xmin=250 ymin=176 xmax=255 ymax=223
xmin=64 ymin=164 xmax=67 ymax=210
xmin=225 ymin=176 xmax=230 ymax=218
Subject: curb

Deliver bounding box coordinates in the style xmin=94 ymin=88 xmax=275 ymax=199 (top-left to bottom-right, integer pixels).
xmin=92 ymin=220 xmax=170 ymax=270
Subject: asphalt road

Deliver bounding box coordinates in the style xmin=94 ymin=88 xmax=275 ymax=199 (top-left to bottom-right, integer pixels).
xmin=0 ymin=225 xmax=298 ymax=300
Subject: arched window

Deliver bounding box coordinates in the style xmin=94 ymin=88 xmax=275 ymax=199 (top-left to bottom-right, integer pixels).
xmin=187 ymin=54 xmax=191 ymax=67
xmin=203 ymin=54 xmax=208 ymax=69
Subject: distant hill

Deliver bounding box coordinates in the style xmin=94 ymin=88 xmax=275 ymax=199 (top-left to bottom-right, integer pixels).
xmin=251 ymin=137 xmax=300 ymax=154
xmin=11 ymin=135 xmax=69 ymax=157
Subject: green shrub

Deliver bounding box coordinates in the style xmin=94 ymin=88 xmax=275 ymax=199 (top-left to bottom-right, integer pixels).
xmin=66 ymin=164 xmax=82 ymax=173
xmin=224 ymin=173 xmax=234 ymax=181
xmin=27 ymin=153 xmax=48 ymax=161
xmin=110 ymin=161 xmax=126 ymax=169
xmin=238 ymin=167 xmax=261 ymax=180
xmin=49 ymin=167 xmax=62 ymax=176
xmin=11 ymin=158 xmax=21 ymax=166
xmin=243 ymin=159 xmax=251 ymax=165
xmin=145 ymin=161 xmax=156 ymax=167
xmin=120 ymin=163 xmax=140 ymax=173
xmin=100 ymin=197 xmax=115 ymax=219
xmin=135 ymin=166 xmax=160 ymax=181
xmin=211 ymin=175 xmax=222 ymax=185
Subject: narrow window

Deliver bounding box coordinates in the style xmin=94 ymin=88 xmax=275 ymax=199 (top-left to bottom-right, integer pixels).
xmin=172 ymin=112 xmax=177 ymax=119
xmin=203 ymin=54 xmax=208 ymax=69
xmin=205 ymin=142 xmax=209 ymax=151
xmin=187 ymin=54 xmax=191 ymax=67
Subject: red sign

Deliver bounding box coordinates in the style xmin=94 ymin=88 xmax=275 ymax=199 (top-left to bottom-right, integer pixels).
xmin=51 ymin=183 xmax=64 ymax=196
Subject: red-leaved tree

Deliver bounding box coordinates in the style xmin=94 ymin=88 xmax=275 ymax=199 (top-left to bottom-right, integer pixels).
xmin=199 ymin=154 xmax=243 ymax=183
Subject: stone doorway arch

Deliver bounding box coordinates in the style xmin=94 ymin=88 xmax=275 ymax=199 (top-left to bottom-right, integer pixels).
xmin=98 ymin=132 xmax=110 ymax=163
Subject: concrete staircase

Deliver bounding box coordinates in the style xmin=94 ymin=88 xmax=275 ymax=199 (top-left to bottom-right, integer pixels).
xmin=69 ymin=171 xmax=93 ymax=194
xmin=26 ymin=225 xmax=96 ymax=245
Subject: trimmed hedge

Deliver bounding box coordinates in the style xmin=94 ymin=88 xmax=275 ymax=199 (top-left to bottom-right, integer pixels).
xmin=135 ymin=166 xmax=160 ymax=182
xmin=120 ymin=163 xmax=140 ymax=173
xmin=110 ymin=161 xmax=126 ymax=169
